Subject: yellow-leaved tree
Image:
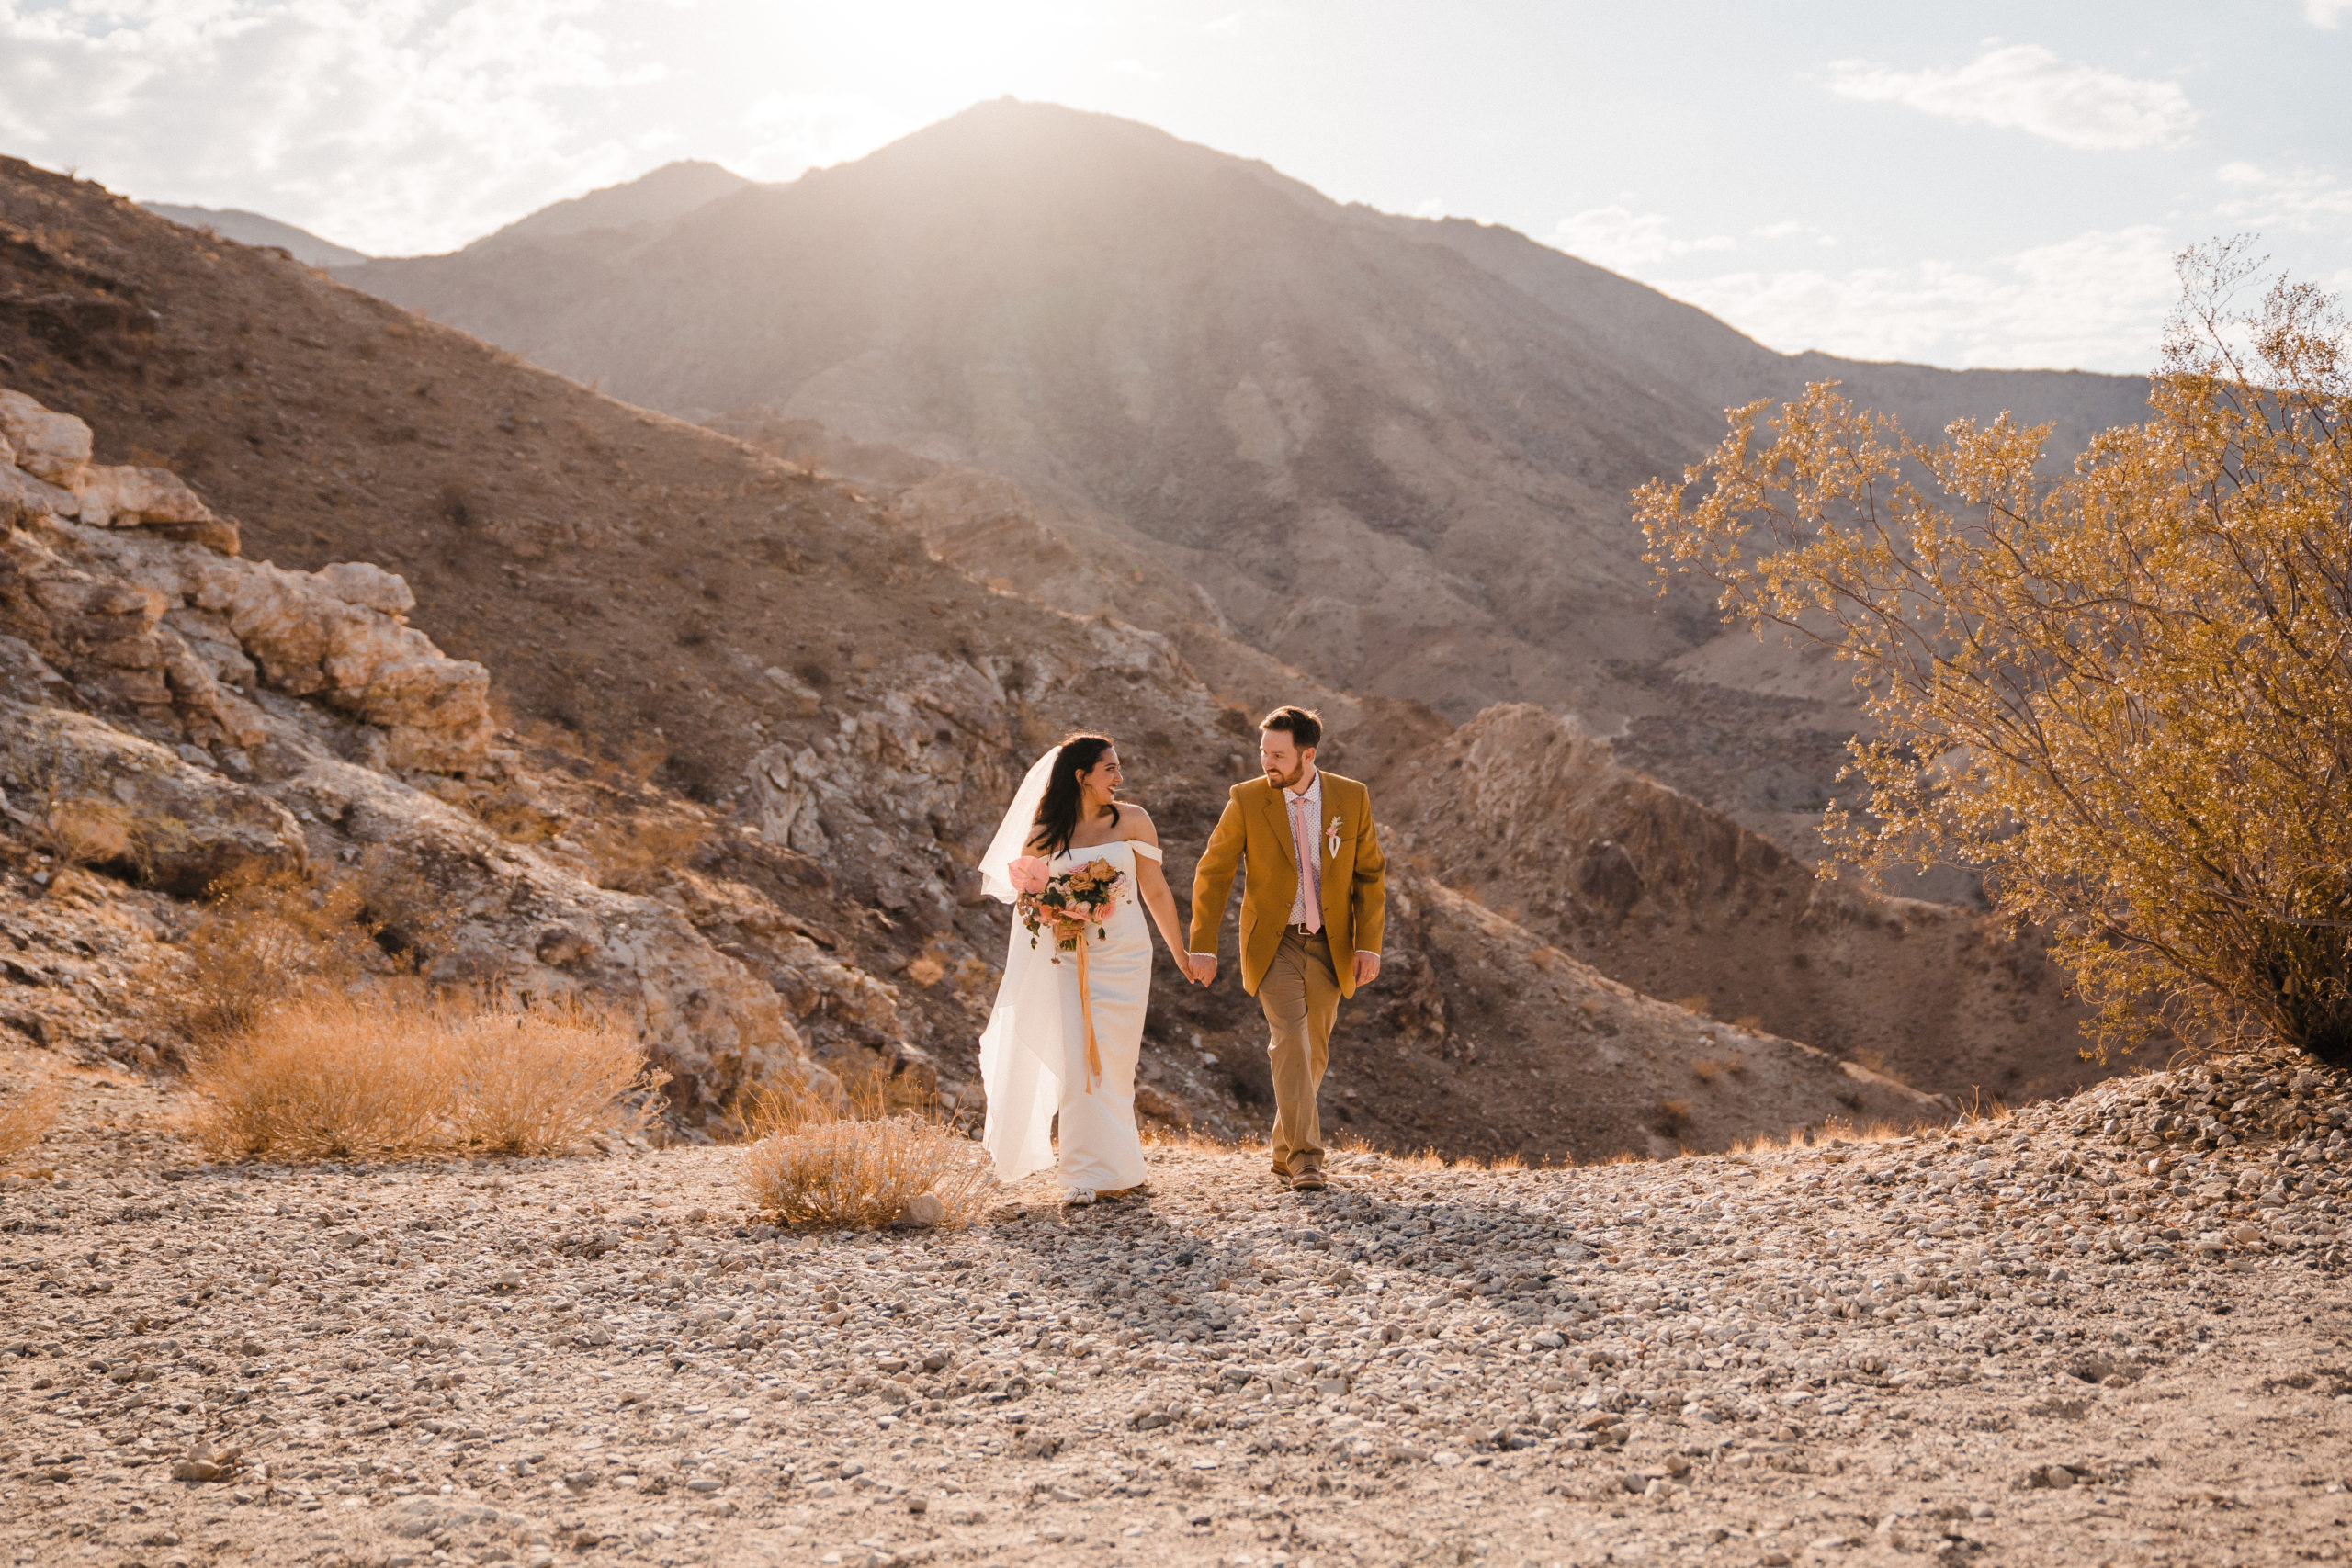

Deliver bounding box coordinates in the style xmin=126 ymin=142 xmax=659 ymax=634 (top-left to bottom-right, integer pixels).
xmin=1635 ymin=242 xmax=2352 ymax=1068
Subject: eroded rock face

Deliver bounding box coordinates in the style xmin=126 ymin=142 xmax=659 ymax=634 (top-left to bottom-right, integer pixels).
xmin=267 ymin=758 xmax=831 ymax=1122
xmin=0 ymin=389 xmax=492 ymax=774
xmin=0 ymin=388 xmax=831 ymax=1122
xmin=0 ymin=696 xmax=306 ymax=896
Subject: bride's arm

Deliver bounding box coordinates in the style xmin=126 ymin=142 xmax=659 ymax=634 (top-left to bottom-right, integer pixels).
xmin=1121 ymin=810 xmax=1193 ymax=971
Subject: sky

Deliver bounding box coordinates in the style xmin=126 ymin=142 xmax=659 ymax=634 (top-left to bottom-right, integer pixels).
xmin=1 ymin=1 xmax=2346 ymax=374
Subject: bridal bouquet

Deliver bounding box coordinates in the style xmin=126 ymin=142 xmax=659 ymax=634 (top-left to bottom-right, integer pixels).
xmin=1006 ymin=856 xmax=1127 ymax=953
xmin=1004 ymin=855 xmax=1127 ymax=1090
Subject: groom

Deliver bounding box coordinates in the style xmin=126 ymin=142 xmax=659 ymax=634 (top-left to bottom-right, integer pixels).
xmin=1187 ymin=706 xmax=1387 ymax=1191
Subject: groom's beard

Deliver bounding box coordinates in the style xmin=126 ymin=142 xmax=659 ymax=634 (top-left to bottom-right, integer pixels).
xmin=1264 ymin=763 xmax=1303 ymax=790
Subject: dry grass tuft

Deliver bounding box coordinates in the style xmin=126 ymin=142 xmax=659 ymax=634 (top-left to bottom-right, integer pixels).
xmin=0 ymin=1060 xmax=62 ymax=1164
xmin=1725 ymin=1114 xmax=1927 ymax=1158
xmin=186 ymin=991 xmax=655 ymax=1162
xmin=739 ymin=1064 xmax=990 ymax=1230
xmin=156 ymin=865 xmax=393 ymax=1045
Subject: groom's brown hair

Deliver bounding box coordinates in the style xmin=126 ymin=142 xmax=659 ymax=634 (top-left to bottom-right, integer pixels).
xmin=1260 ymin=705 xmax=1323 ymax=750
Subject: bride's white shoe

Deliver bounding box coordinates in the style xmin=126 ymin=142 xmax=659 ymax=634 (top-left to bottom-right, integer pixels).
xmin=1059 ymin=1185 xmax=1097 ymax=1206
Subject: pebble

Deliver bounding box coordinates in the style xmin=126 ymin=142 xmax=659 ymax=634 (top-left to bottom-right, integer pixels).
xmin=3 ymin=1049 xmax=2347 ymax=1563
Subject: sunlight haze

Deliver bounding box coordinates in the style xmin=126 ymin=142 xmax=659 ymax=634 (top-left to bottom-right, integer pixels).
xmin=1 ymin=1 xmax=2346 ymax=371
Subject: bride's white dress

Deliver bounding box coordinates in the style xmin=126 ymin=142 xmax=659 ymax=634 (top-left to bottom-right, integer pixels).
xmin=978 ymin=838 xmax=1157 ymax=1191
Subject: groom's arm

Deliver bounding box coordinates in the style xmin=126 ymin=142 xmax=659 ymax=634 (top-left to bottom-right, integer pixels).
xmin=1188 ymin=792 xmax=1248 ymax=971
xmin=1351 ymin=786 xmax=1388 ymax=983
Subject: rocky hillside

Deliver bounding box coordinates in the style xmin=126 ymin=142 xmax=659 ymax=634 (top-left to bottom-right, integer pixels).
xmin=0 ymin=381 xmax=1939 ymax=1162
xmin=1382 ymin=706 xmax=2101 ymax=1104
xmin=0 ymin=152 xmax=1975 ymax=1160
xmin=334 ymin=99 xmax=2153 ymax=842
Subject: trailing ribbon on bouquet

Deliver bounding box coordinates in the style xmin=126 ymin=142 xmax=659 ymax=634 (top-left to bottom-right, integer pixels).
xmin=1071 ymin=934 xmax=1102 ymax=1092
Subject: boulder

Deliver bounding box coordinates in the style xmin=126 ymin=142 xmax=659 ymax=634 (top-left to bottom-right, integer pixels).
xmin=312 ymin=560 xmax=415 ymax=617
xmin=0 ymin=698 xmax=307 ymax=896
xmin=71 ymin=465 xmax=214 ymax=527
xmin=0 ymin=389 xmax=93 ymax=488
xmin=101 ymin=538 xmax=493 ymax=773
xmin=1 ymin=463 xmax=79 ymax=523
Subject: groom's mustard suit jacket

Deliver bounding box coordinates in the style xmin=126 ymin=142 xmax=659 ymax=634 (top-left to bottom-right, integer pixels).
xmin=1188 ymin=772 xmax=1388 ymax=999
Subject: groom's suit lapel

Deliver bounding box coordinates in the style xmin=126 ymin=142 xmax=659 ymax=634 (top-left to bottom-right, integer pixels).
xmin=1257 ymin=782 xmax=1298 ymax=872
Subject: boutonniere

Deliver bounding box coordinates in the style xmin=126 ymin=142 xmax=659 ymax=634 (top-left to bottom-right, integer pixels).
xmin=1326 ymin=816 xmax=1343 ymax=860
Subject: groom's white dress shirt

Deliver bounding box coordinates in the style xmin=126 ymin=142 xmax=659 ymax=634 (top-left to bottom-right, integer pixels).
xmin=1283 ymin=770 xmax=1322 ymax=928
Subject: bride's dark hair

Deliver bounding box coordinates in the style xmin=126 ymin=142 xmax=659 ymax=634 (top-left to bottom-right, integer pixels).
xmin=1029 ymin=732 xmax=1117 ymax=858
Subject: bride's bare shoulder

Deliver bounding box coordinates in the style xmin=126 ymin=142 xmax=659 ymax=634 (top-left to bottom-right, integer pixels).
xmin=1115 ymin=804 xmax=1161 ymax=845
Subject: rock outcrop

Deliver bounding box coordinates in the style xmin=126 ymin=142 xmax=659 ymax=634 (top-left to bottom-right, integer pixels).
xmin=0 ymin=388 xmax=827 ymax=1121
xmin=0 ymin=694 xmax=306 ymax=897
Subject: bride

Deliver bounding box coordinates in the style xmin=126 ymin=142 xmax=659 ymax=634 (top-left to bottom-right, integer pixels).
xmin=977 ymin=733 xmax=1200 ymax=1204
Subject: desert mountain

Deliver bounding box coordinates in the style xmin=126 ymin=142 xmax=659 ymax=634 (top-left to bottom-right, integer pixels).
xmin=141 ymin=203 xmax=369 ymax=267
xmin=460 ymin=159 xmax=758 ymax=256
xmin=334 ymin=99 xmax=2153 ymax=850
xmin=0 ymin=156 xmax=1967 ymax=1160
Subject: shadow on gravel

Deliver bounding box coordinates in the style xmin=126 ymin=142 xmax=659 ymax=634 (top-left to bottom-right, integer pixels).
xmin=984 ymin=1178 xmax=1600 ymax=1357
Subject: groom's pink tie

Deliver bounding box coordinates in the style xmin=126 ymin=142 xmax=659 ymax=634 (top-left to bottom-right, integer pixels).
xmin=1288 ymin=793 xmax=1322 ymax=933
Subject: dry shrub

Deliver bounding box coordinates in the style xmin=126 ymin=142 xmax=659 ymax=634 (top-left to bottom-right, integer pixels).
xmin=0 ymin=1062 xmax=61 ymax=1163
xmin=187 ymin=991 xmax=655 ymax=1162
xmin=159 ymin=866 xmax=384 ymax=1045
xmin=575 ymin=812 xmax=709 ymax=894
xmin=1652 ymin=1099 xmax=1693 ymax=1137
xmin=449 ymin=998 xmax=658 ymax=1155
xmin=1692 ymin=1058 xmax=1723 ymax=1083
xmin=739 ymin=1063 xmax=989 ymax=1230
xmin=40 ymin=797 xmax=140 ymax=868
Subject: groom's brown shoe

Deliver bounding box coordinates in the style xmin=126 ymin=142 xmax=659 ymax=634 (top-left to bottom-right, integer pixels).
xmin=1289 ymin=1167 xmax=1327 ymax=1191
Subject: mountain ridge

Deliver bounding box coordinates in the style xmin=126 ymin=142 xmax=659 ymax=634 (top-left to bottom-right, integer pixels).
xmin=331 ymin=99 xmax=2152 ymax=853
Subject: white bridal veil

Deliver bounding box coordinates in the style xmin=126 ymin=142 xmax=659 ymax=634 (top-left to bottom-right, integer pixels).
xmin=978 ymin=745 xmax=1061 ymax=903
xmin=978 ymin=745 xmax=1069 ymax=1182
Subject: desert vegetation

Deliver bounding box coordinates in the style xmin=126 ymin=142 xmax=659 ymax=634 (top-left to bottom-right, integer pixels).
xmin=1641 ymin=244 xmax=2352 ymax=1067
xmin=738 ymin=1065 xmax=991 ymax=1230
xmin=184 ymin=991 xmax=655 ymax=1162
xmin=0 ymin=1054 xmax=59 ymax=1163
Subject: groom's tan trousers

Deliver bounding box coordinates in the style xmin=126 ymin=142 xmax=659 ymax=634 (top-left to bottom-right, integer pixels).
xmin=1262 ymin=926 xmax=1341 ymax=1174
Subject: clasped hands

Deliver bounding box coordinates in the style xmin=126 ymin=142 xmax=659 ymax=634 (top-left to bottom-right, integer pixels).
xmin=1175 ymin=951 xmax=1380 ymax=987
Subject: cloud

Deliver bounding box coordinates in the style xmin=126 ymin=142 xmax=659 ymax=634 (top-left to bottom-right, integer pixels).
xmin=0 ymin=0 xmax=662 ymax=255
xmin=1826 ymin=44 xmax=2199 ymax=151
xmin=2307 ymin=0 xmax=2352 ymax=26
xmin=1552 ymin=206 xmax=1733 ymax=272
xmin=2216 ymin=161 xmax=2352 ymax=231
xmin=1650 ymin=226 xmax=2180 ymax=373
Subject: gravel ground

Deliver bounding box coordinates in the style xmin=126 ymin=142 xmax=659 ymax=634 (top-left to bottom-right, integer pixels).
xmin=5 ymin=1050 xmax=2349 ymax=1568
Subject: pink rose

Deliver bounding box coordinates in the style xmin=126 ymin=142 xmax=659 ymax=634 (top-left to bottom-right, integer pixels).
xmin=1008 ymin=855 xmax=1051 ymax=896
